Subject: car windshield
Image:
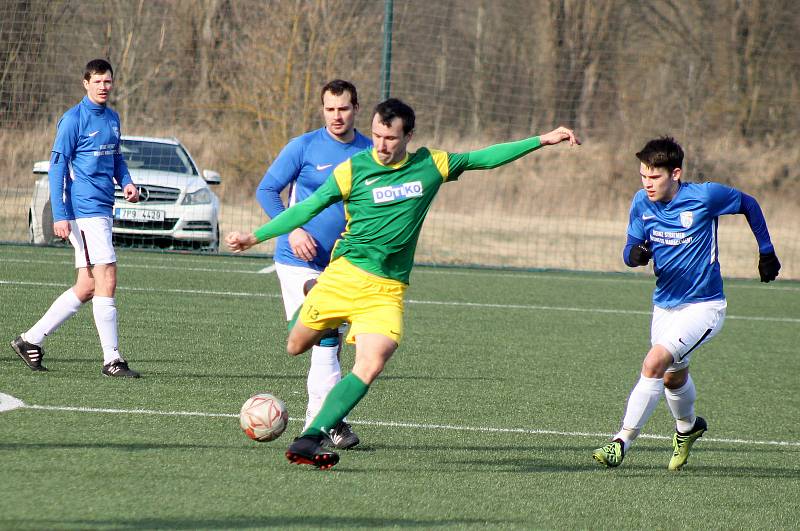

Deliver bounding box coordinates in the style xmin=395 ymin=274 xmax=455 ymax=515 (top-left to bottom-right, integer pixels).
xmin=121 ymin=140 xmax=198 ymax=175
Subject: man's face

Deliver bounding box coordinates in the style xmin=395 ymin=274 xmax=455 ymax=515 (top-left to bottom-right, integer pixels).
xmin=322 ymin=91 xmax=357 ymax=141
xmin=640 ymin=163 xmax=681 ymax=202
xmin=83 ymin=71 xmax=113 ymax=105
xmin=371 ymin=114 xmax=412 ymax=165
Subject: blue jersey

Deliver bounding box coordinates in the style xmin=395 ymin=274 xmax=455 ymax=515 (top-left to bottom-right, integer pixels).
xmin=256 ymin=127 xmax=371 ymax=270
xmin=627 ymin=182 xmax=742 ymax=308
xmin=48 ymin=96 xmax=133 ymax=221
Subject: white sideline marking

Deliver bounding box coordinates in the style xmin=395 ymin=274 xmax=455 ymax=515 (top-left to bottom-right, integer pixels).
xmin=0 ymin=257 xmax=266 ymax=275
xmin=406 ymin=299 xmax=800 ymax=324
xmin=257 ymin=263 xmax=276 ymax=274
xmin=1 ymin=279 xmax=797 ymax=323
xmin=3 ymin=397 xmax=797 ymax=448
xmin=0 ymin=280 xmax=282 ymax=300
xmin=2 ymin=255 xmax=798 ymax=291
xmin=0 ymin=392 xmax=25 ymax=412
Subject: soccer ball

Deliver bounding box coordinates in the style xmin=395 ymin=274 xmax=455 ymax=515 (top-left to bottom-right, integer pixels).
xmin=239 ymin=393 xmax=288 ymax=442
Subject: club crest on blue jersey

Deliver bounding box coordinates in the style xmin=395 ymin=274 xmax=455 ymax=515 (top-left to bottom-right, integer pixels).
xmin=112 ymin=125 xmax=120 ymax=138
xmin=680 ymin=211 xmax=694 ymax=228
xmin=372 ymin=181 xmax=424 ymax=204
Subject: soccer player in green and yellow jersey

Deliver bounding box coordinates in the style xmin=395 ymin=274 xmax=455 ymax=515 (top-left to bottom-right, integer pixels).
xmin=227 ymin=98 xmax=580 ymax=469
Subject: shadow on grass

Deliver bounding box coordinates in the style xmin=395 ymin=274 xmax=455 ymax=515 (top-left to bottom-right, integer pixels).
xmin=0 ymin=515 xmax=514 ymax=529
xmin=0 ymin=361 xmax=307 ymax=381
xmin=0 ymin=359 xmax=503 ymax=382
xmin=0 ymin=441 xmax=243 ymax=451
xmin=338 ymin=443 xmax=800 ymax=478
xmin=379 ymin=373 xmax=504 ymax=382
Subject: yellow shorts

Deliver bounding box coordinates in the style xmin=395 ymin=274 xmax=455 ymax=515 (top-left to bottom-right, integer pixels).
xmin=299 ymin=257 xmax=406 ymax=345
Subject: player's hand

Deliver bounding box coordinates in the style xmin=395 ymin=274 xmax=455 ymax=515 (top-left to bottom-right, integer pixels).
xmin=758 ymin=251 xmax=780 ymax=282
xmin=539 ymin=126 xmax=580 ymax=147
xmin=629 ymin=241 xmax=652 ymax=266
xmin=225 ymin=231 xmax=257 ymax=253
xmin=289 ymin=228 xmax=318 ymax=262
xmin=53 ymin=220 xmax=71 ymax=240
xmin=123 ymin=183 xmax=139 ymax=203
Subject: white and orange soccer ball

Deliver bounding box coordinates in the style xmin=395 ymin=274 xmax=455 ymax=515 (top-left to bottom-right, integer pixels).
xmin=239 ymin=393 xmax=289 ymax=442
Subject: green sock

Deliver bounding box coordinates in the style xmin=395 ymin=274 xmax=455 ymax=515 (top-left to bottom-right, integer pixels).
xmin=304 ymin=373 xmax=369 ymax=437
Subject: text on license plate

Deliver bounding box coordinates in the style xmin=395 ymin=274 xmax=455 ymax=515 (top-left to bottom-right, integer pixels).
xmin=115 ymin=208 xmax=165 ymax=222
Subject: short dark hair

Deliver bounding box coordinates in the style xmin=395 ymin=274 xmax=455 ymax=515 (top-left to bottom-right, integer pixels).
xmin=84 ymin=59 xmax=113 ymax=81
xmin=320 ymin=79 xmax=358 ymax=107
xmin=373 ymin=98 xmax=415 ymax=135
xmin=635 ymin=136 xmax=684 ymax=172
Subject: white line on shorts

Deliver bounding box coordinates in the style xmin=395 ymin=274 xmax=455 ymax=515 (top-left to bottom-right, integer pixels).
xmin=257 ymin=263 xmax=276 ymax=274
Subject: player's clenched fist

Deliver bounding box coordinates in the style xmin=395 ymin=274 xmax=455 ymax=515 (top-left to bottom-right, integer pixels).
xmin=539 ymin=126 xmax=581 ymax=147
xmin=226 ymin=231 xmax=257 ymax=253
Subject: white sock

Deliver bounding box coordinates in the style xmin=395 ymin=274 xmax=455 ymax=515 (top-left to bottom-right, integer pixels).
xmin=615 ymin=375 xmax=664 ymax=450
xmin=304 ymin=344 xmax=341 ymax=430
xmin=92 ymin=296 xmax=121 ymax=365
xmin=665 ymin=375 xmax=697 ymax=433
xmin=24 ymin=288 xmax=83 ymax=345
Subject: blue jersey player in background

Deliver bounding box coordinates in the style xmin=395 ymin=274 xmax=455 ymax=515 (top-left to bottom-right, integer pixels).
xmin=593 ymin=136 xmax=781 ymax=470
xmin=12 ymin=59 xmax=141 ymax=378
xmin=256 ymin=80 xmax=372 ymax=449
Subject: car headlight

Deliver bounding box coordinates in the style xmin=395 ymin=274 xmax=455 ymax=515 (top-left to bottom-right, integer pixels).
xmin=182 ymin=188 xmax=212 ymax=205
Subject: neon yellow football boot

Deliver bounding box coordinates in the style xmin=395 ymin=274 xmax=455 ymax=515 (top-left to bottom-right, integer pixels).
xmin=669 ymin=416 xmax=707 ymax=470
xmin=592 ymin=439 xmax=625 ymax=468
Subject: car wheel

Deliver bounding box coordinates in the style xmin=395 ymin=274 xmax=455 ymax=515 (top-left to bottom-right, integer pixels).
xmin=206 ymin=226 xmax=220 ymax=253
xmin=28 ymin=210 xmax=35 ymax=243
xmin=41 ymin=202 xmax=56 ymax=244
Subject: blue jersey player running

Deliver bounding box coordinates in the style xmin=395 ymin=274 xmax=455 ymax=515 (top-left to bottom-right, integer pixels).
xmin=11 ymin=59 xmax=141 ymax=377
xmin=256 ymin=80 xmax=372 ymax=449
xmin=592 ymin=136 xmax=781 ymax=470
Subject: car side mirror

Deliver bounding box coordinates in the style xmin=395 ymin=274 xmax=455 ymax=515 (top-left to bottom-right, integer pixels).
xmin=202 ymin=169 xmax=221 ymax=185
xmin=33 ymin=160 xmax=50 ymax=175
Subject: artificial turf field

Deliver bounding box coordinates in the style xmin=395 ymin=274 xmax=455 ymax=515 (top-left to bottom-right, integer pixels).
xmin=1 ymin=243 xmax=798 ymax=530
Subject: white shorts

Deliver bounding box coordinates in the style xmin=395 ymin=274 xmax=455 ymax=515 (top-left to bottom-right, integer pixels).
xmin=651 ymin=299 xmax=727 ymax=372
xmin=274 ymin=262 xmax=322 ymax=320
xmin=68 ymin=217 xmax=116 ymax=268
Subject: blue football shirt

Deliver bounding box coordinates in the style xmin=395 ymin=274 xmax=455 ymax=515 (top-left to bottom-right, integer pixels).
xmin=627 ymin=182 xmax=742 ymax=308
xmin=48 ymin=96 xmax=132 ymax=221
xmin=256 ymin=127 xmax=372 ymax=270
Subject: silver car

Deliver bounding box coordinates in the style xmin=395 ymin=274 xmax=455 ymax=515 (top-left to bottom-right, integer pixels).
xmin=29 ymin=136 xmax=221 ymax=251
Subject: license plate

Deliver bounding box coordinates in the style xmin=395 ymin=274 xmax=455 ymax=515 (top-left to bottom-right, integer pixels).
xmin=115 ymin=208 xmax=165 ymax=222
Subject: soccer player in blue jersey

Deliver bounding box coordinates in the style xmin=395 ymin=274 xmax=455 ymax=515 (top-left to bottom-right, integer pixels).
xmin=593 ymin=136 xmax=781 ymax=470
xmin=256 ymin=79 xmax=372 ymax=448
xmin=11 ymin=59 xmax=141 ymax=378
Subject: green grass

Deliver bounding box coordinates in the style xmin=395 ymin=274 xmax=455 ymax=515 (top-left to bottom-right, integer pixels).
xmin=1 ymin=244 xmax=798 ymax=530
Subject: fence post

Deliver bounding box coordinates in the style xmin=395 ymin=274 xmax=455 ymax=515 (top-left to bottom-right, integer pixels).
xmin=380 ymin=0 xmax=394 ymax=100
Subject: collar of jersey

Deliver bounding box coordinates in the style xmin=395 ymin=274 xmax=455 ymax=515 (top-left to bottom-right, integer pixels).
xmin=81 ymin=95 xmax=106 ymax=115
xmin=371 ymin=148 xmax=410 ymax=169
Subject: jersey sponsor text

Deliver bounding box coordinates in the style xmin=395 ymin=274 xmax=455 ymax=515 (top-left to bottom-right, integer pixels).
xmin=650 ymin=229 xmax=692 ymax=246
xmin=372 ymin=181 xmax=424 ymax=203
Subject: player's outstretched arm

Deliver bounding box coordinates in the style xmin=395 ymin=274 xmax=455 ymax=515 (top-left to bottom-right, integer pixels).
xmin=538 ymin=126 xmax=580 ymax=147
xmin=226 ymin=176 xmax=343 ymax=253
xmin=459 ymin=126 xmax=580 ymax=172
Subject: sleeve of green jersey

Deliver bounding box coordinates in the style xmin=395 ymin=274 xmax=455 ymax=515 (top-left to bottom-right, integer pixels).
xmin=447 ymin=136 xmax=542 ymax=179
xmin=253 ymin=175 xmax=343 ymax=242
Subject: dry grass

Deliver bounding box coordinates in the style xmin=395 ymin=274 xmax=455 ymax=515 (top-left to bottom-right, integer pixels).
xmin=2 ymin=128 xmax=797 ymax=279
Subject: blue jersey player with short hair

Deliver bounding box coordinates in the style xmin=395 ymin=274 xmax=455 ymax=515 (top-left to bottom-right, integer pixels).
xmin=593 ymin=136 xmax=781 ymax=470
xmin=12 ymin=58 xmax=141 ymax=378
xmin=255 ymin=79 xmax=371 ymax=449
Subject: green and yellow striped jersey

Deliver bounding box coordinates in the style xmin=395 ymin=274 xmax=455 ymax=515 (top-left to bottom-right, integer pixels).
xmin=254 ymin=136 xmax=542 ymax=284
